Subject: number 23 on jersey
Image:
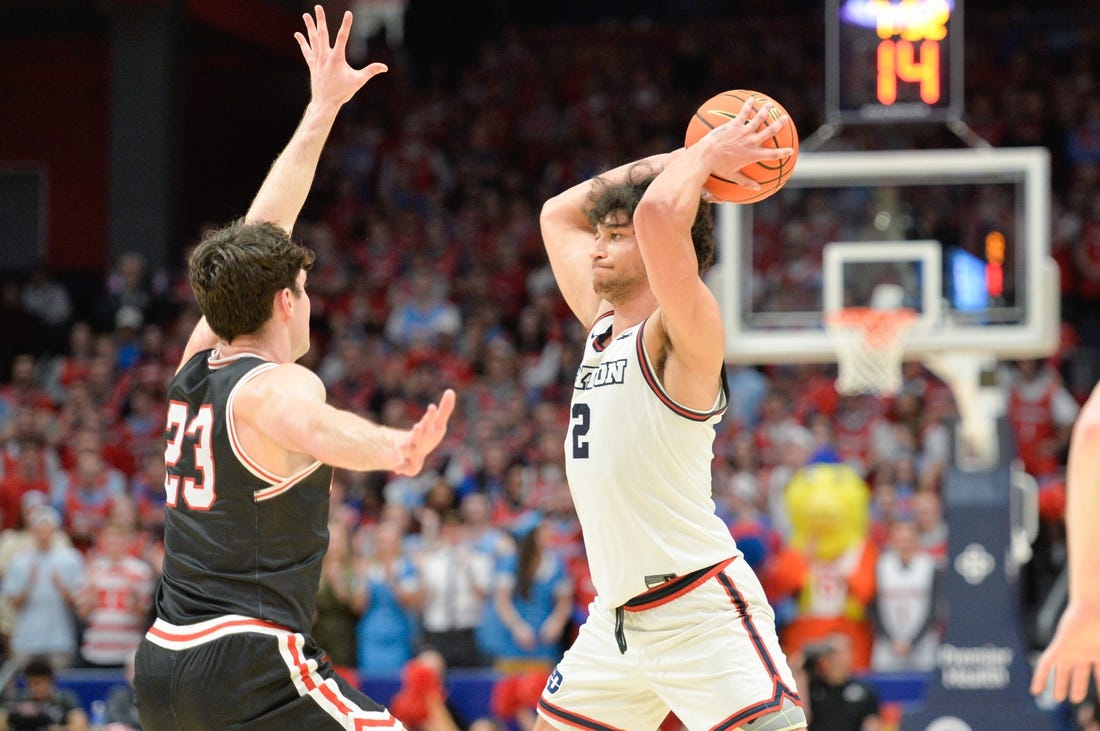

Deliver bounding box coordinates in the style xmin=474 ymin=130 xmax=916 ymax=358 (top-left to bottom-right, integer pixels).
xmin=164 ymin=401 xmax=217 ymax=510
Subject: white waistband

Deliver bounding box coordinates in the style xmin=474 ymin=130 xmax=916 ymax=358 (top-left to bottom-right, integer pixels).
xmin=145 ymin=614 xmax=294 ymax=651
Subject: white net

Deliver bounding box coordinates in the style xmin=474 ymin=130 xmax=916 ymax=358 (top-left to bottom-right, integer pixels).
xmin=825 ymin=307 xmax=917 ymax=396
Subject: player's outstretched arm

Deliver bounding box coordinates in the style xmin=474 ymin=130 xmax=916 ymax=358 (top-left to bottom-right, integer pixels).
xmin=1031 ymin=383 xmax=1100 ymax=702
xmin=178 ymin=8 xmax=387 ymax=370
xmin=540 ymin=152 xmax=672 ymax=329
xmin=241 ymin=364 xmax=455 ymax=474
xmin=246 ymin=5 xmax=388 ymax=231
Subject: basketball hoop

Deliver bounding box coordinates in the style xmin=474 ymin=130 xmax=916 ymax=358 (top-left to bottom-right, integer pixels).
xmin=825 ymin=307 xmax=918 ymax=396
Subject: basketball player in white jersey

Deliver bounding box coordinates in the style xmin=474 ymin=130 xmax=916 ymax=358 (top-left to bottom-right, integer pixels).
xmin=534 ymin=103 xmax=807 ymax=730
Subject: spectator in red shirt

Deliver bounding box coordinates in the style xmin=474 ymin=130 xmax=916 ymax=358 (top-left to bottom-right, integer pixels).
xmin=56 ymin=451 xmax=117 ymax=553
xmin=0 ymin=438 xmax=50 ymax=531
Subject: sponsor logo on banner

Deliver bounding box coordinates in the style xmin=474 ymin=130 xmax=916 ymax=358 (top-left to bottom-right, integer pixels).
xmin=954 ymin=542 xmax=995 ymax=585
xmin=937 ymin=644 xmax=1013 ymax=690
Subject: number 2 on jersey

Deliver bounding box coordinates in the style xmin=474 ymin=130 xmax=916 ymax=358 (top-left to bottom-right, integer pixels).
xmin=571 ymin=403 xmax=590 ymax=459
xmin=164 ymin=401 xmax=217 ymax=510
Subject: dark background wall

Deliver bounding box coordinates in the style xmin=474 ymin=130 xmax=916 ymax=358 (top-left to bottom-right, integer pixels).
xmin=0 ymin=0 xmax=305 ymax=282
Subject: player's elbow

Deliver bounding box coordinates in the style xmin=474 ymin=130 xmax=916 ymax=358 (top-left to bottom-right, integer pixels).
xmin=540 ymin=193 xmax=573 ymax=230
xmin=633 ymin=196 xmax=676 ymax=240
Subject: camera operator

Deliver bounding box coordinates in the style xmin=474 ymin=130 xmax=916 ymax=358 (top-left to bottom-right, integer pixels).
xmin=803 ymin=633 xmax=882 ymax=731
xmin=0 ymin=656 xmax=88 ymax=731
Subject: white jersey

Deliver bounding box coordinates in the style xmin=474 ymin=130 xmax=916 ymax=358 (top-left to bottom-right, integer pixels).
xmin=565 ymin=313 xmax=738 ymax=609
xmin=874 ymin=550 xmax=937 ymax=642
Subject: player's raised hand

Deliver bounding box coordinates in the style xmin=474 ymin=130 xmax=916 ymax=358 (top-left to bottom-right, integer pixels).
xmin=701 ymin=99 xmax=791 ymax=190
xmin=1031 ymin=599 xmax=1100 ymax=702
xmin=294 ymin=5 xmax=388 ymax=109
xmin=393 ymin=389 xmax=457 ymax=476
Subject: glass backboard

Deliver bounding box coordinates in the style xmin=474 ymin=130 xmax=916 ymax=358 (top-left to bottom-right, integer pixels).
xmin=713 ymin=147 xmax=1058 ymax=365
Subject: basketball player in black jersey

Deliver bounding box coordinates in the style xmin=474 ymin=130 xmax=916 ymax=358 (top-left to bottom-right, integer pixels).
xmin=133 ymin=7 xmax=454 ymax=729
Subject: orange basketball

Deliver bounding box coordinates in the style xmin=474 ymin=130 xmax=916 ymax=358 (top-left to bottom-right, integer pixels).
xmin=684 ymin=89 xmax=799 ymax=204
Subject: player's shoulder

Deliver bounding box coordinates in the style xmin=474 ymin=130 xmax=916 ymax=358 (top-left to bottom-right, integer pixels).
xmin=239 ymin=362 xmax=326 ymax=401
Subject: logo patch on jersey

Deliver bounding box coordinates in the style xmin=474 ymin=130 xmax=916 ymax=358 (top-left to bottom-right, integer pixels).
xmin=546 ymin=669 xmax=563 ymax=694
xmin=574 ymin=359 xmax=627 ymax=390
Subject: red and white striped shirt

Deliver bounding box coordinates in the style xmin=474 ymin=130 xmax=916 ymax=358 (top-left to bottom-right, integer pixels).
xmin=80 ymin=554 xmax=154 ymax=665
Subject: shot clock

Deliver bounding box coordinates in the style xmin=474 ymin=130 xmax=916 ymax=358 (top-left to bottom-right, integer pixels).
xmin=826 ymin=0 xmax=963 ymax=124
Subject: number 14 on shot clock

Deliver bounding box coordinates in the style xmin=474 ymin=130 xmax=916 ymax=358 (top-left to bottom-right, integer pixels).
xmin=827 ymin=0 xmax=963 ymax=124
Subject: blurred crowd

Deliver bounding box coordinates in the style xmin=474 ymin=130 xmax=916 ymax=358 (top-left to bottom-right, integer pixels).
xmin=2 ymin=6 xmax=1099 ymax=730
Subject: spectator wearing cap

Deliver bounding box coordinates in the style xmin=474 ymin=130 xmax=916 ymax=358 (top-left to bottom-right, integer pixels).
xmin=0 ymin=492 xmax=74 ymax=647
xmin=0 ymin=656 xmax=88 ymax=731
xmin=479 ymin=511 xmax=572 ymax=673
xmin=0 ymin=504 xmax=85 ymax=671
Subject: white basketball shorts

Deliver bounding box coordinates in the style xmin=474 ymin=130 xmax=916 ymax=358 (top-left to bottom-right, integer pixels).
xmin=537 ymin=557 xmax=805 ymax=731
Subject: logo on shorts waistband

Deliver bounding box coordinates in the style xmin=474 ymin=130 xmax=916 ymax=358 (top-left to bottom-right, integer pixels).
xmin=546 ymin=669 xmax=563 ymax=694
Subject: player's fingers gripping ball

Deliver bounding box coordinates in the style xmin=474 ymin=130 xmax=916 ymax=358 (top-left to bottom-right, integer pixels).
xmin=684 ymin=89 xmax=799 ymax=204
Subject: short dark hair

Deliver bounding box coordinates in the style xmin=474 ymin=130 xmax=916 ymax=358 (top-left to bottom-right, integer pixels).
xmin=23 ymin=657 xmax=53 ymax=680
xmin=188 ymin=219 xmax=315 ymax=343
xmin=585 ymin=162 xmax=716 ymax=274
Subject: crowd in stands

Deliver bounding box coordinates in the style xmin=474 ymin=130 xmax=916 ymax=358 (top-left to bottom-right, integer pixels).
xmin=1 ymin=4 xmax=1099 ymax=729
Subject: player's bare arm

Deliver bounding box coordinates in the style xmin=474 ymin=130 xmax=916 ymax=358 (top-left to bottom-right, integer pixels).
xmin=177 ymin=8 xmax=388 ymax=373
xmin=541 ymin=153 xmax=672 ymax=329
xmin=1031 ymin=381 xmax=1100 ymax=702
xmin=235 ymin=363 xmax=455 ymax=475
xmin=247 ymin=6 xmax=387 ymax=231
xmin=632 ymin=100 xmax=790 ymax=409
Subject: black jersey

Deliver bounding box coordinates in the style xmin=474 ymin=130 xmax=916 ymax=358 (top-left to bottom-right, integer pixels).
xmin=155 ymin=350 xmax=333 ymax=634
